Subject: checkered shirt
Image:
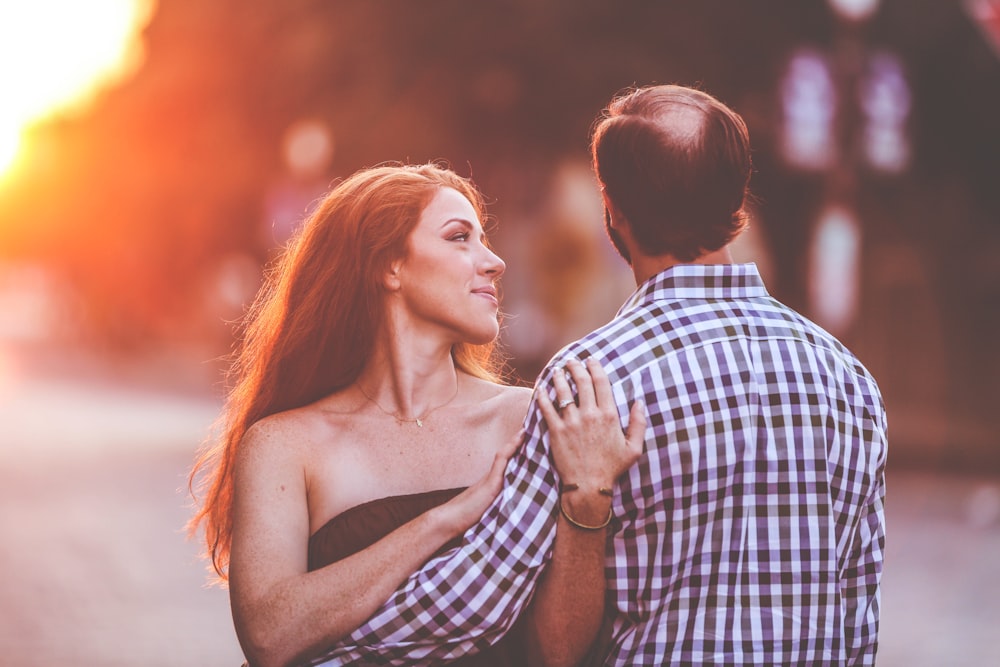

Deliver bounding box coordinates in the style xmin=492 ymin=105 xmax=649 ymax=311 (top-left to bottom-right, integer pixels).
xmin=311 ymin=263 xmax=888 ymax=666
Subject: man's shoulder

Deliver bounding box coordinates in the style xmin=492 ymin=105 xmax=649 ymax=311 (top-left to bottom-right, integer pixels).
xmin=545 ymin=312 xmax=647 ymax=365
xmin=775 ymin=304 xmax=880 ymax=379
xmin=535 ymin=304 xmax=680 ymax=386
xmin=551 ymin=294 xmax=875 ymax=380
xmin=753 ymin=300 xmax=886 ymax=415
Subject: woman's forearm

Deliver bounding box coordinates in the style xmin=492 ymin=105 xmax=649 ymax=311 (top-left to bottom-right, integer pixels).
xmin=234 ymin=505 xmax=457 ymax=667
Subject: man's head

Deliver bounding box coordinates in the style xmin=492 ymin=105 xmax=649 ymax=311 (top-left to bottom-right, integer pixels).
xmin=590 ymin=85 xmax=753 ymax=264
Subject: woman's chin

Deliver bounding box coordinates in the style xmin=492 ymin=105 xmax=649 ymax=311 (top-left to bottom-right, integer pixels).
xmin=464 ymin=323 xmax=500 ymax=346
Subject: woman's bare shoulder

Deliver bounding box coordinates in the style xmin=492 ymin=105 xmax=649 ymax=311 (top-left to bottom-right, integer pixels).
xmin=459 ymin=374 xmax=533 ymax=424
xmin=238 ymin=402 xmax=344 ymax=466
xmin=461 ymin=374 xmax=530 ymax=399
xmin=498 ymin=383 xmax=533 ymax=412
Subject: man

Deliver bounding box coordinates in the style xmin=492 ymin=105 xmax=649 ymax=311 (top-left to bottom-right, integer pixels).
xmin=313 ymin=84 xmax=888 ymax=666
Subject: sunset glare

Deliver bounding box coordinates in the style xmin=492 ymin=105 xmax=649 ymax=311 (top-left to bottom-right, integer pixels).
xmin=0 ymin=0 xmax=155 ymax=178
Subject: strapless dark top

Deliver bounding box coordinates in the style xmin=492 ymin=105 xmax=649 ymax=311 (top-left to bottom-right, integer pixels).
xmin=305 ymin=489 xmax=523 ymax=666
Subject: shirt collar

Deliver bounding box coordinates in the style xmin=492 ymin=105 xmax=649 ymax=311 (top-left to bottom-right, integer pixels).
xmin=617 ymin=262 xmax=770 ymax=316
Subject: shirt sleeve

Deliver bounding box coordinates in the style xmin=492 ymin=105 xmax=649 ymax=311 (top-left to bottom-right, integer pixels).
xmin=307 ymin=374 xmax=560 ymax=666
xmin=843 ymin=407 xmax=888 ymax=667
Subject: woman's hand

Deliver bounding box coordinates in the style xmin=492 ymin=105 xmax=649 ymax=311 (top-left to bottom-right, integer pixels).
xmin=434 ymin=431 xmax=522 ymax=537
xmin=538 ymin=357 xmax=646 ymax=498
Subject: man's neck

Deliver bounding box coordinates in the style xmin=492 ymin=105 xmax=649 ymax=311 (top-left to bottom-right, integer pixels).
xmin=630 ymin=246 xmax=735 ymax=285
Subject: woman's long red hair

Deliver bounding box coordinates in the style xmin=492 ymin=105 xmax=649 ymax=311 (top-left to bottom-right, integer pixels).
xmin=187 ymin=163 xmax=502 ymax=583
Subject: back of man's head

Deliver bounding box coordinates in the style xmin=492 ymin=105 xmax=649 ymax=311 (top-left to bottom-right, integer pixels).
xmin=590 ymin=85 xmax=753 ymax=262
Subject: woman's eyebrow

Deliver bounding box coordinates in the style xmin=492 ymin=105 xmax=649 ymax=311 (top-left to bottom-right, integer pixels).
xmin=441 ymin=217 xmax=483 ymax=234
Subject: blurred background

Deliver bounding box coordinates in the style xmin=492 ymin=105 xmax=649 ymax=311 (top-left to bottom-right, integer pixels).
xmin=0 ymin=0 xmax=997 ymax=665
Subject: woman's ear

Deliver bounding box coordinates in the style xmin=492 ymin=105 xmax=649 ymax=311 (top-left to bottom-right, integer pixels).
xmin=383 ymin=259 xmax=403 ymax=292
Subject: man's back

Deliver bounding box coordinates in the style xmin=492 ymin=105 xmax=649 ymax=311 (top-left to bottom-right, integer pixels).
xmin=558 ymin=262 xmax=887 ymax=666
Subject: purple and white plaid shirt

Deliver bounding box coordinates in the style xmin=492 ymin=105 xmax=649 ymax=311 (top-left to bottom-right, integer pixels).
xmin=311 ymin=263 xmax=888 ymax=666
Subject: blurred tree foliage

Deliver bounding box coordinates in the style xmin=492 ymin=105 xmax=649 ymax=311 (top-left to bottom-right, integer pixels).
xmin=0 ymin=0 xmax=817 ymax=346
xmin=0 ymin=0 xmax=997 ymax=357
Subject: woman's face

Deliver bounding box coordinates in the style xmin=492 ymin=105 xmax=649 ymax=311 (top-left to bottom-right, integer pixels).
xmin=390 ymin=186 xmax=506 ymax=345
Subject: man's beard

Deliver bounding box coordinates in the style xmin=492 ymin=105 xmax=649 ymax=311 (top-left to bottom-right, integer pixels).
xmin=604 ymin=207 xmax=632 ymax=266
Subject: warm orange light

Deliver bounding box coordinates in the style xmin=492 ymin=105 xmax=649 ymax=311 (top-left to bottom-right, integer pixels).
xmin=0 ymin=0 xmax=156 ymax=179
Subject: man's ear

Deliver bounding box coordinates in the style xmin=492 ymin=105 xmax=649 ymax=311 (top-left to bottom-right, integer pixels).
xmin=604 ymin=192 xmax=636 ymax=237
xmin=601 ymin=190 xmax=623 ymax=230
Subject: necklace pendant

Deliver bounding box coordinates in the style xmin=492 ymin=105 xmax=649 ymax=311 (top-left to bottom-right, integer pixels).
xmin=415 ymin=418 xmax=423 ymax=427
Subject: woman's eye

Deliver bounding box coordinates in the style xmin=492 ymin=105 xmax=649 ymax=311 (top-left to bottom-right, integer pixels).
xmin=449 ymin=232 xmax=470 ymax=242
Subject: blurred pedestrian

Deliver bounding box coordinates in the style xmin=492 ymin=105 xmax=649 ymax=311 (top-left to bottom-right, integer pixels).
xmin=187 ymin=163 xmax=645 ymax=667
xmin=317 ymin=85 xmax=888 ymax=666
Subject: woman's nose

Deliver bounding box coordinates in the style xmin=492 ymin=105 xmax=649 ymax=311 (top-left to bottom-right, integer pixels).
xmin=483 ymin=247 xmax=506 ymax=277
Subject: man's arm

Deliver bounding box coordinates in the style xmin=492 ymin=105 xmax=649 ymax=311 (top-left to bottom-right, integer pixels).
xmin=843 ymin=401 xmax=888 ymax=667
xmin=843 ymin=468 xmax=886 ymax=666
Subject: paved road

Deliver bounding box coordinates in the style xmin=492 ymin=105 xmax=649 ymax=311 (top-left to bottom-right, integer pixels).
xmin=1 ymin=371 xmax=998 ymax=666
xmin=0 ymin=373 xmax=241 ymax=666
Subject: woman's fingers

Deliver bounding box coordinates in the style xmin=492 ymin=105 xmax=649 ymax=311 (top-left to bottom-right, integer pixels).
xmin=499 ymin=429 xmax=525 ymax=460
xmin=625 ymin=398 xmax=648 ymax=459
xmin=487 ymin=431 xmax=523 ymax=484
xmin=449 ymin=432 xmax=523 ymax=534
xmin=564 ymin=359 xmax=596 ymax=410
xmin=540 ymin=357 xmax=648 ymax=495
xmin=537 ymin=388 xmax=562 ymax=426
xmin=585 ymin=358 xmax=615 ymax=410
xmin=551 ymin=364 xmax=576 ymax=410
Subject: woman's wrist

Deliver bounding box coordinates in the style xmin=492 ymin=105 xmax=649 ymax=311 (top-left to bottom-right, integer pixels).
xmin=425 ymin=500 xmax=469 ymax=542
xmin=559 ymin=486 xmax=614 ymax=529
xmin=560 ymin=481 xmax=614 ymax=497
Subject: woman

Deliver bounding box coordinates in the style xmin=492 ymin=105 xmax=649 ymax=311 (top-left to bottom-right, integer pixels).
xmin=188 ymin=163 xmax=643 ymax=667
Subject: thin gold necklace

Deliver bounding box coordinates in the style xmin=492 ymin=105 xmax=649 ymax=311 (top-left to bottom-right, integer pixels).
xmin=357 ymin=381 xmax=459 ymax=427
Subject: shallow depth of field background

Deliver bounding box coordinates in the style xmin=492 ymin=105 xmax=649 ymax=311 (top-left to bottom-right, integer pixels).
xmin=0 ymin=1 xmax=998 ymax=665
